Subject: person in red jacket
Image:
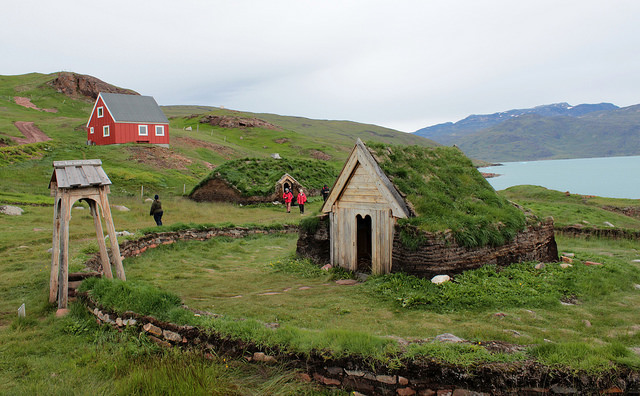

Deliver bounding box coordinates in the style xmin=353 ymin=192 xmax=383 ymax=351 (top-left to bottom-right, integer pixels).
xmin=283 ymin=188 xmax=293 ymax=213
xmin=297 ymin=189 xmax=307 ymax=214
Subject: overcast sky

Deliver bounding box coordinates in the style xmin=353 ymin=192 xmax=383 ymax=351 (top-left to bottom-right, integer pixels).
xmin=2 ymin=0 xmax=639 ymax=132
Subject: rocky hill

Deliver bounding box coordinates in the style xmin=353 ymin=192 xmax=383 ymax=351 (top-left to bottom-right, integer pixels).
xmin=49 ymin=72 xmax=139 ymax=100
xmin=412 ymin=102 xmax=640 ymax=162
xmin=414 ymin=102 xmax=618 ymax=145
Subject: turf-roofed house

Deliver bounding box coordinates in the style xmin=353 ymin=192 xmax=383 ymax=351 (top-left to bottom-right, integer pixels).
xmin=188 ymin=157 xmax=338 ymax=205
xmin=86 ymin=92 xmax=170 ymax=147
xmin=297 ymin=139 xmax=558 ymax=277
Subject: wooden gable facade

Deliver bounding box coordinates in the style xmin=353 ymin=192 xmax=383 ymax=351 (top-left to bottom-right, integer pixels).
xmin=321 ymin=139 xmax=412 ymax=275
xmin=276 ymin=173 xmax=303 ymax=200
xmin=86 ymin=92 xmax=170 ymax=147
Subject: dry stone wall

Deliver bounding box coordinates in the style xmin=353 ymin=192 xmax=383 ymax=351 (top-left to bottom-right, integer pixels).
xmin=79 ymin=292 xmax=640 ymax=395
xmin=296 ymin=217 xmax=558 ymax=278
xmin=392 ymin=219 xmax=558 ymax=278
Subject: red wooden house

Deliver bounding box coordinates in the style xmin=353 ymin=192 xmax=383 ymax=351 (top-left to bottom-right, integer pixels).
xmin=86 ymin=92 xmax=170 ymax=146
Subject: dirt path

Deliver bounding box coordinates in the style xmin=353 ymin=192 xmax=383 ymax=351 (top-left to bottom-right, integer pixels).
xmin=13 ymin=96 xmax=57 ymax=113
xmin=11 ymin=121 xmax=52 ymax=144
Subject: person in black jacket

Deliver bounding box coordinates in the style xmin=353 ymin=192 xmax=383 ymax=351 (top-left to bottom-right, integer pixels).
xmin=321 ymin=184 xmax=330 ymax=202
xmin=150 ymin=194 xmax=163 ymax=226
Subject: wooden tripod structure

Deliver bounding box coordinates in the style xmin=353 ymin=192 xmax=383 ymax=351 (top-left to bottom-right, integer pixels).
xmin=49 ymin=160 xmax=126 ymax=309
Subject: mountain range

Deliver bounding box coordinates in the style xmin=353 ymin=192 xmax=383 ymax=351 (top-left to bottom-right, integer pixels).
xmin=413 ymin=102 xmax=640 ymax=162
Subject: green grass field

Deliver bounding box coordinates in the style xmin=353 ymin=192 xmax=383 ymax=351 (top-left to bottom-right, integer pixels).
xmin=2 ymin=73 xmax=640 ymax=394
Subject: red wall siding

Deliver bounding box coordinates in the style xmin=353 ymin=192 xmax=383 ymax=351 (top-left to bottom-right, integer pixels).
xmin=112 ymin=123 xmax=170 ymax=145
xmin=86 ymin=97 xmax=170 ymax=146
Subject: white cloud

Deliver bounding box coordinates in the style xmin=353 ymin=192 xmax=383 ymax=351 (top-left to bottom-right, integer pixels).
xmin=2 ymin=0 xmax=639 ymax=131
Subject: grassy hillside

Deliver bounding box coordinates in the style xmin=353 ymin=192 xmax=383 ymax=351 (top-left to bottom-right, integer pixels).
xmin=0 ymin=73 xmax=437 ymax=202
xmin=500 ymin=185 xmax=640 ymax=229
xmin=2 ymin=73 xmax=640 ymax=393
xmin=163 ymin=105 xmax=436 ymax=150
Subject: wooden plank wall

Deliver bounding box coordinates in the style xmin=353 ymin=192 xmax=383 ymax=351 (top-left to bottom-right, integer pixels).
xmin=331 ymin=206 xmax=395 ymax=275
xmin=339 ymin=164 xmax=387 ymax=205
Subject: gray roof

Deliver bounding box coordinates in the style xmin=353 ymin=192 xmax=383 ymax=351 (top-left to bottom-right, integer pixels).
xmin=99 ymin=92 xmax=169 ymax=123
xmin=49 ymin=159 xmax=112 ymax=189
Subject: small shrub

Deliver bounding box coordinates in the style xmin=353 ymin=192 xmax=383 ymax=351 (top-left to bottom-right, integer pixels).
xmin=79 ymin=278 xmax=182 ymax=320
xmin=268 ymin=257 xmax=324 ymax=278
xmin=299 ymin=215 xmax=324 ymax=234
xmin=10 ymin=316 xmax=39 ymax=331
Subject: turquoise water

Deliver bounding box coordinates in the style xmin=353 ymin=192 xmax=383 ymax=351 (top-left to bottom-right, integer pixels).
xmin=480 ymin=155 xmax=640 ymax=199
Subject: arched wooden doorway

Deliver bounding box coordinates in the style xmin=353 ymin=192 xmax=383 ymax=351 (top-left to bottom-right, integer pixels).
xmin=356 ymin=214 xmax=372 ymax=272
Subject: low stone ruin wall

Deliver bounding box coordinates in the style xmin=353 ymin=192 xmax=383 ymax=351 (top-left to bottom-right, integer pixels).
xmin=297 ymin=217 xmax=559 ymax=278
xmin=79 ymin=292 xmax=639 ymax=395
xmin=392 ymin=219 xmax=558 ymax=278
xmin=557 ymin=225 xmax=640 ymax=240
xmin=188 ymin=178 xmax=281 ymax=204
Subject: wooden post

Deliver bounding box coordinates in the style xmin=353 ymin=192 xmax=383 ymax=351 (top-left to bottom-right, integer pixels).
xmin=49 ymin=197 xmax=61 ymax=303
xmin=100 ymin=189 xmax=126 ymax=281
xmin=57 ymin=194 xmax=71 ymax=309
xmin=141 ymin=185 xmax=144 ymax=199
xmin=89 ymin=200 xmax=113 ymax=279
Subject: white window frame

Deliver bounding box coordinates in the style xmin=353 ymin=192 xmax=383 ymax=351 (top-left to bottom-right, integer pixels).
xmin=90 ymin=127 xmax=94 ymax=135
xmin=103 ymin=125 xmax=110 ymax=137
xmin=97 ymin=107 xmax=104 ymax=118
xmin=138 ymin=125 xmax=149 ymax=136
xmin=155 ymin=125 xmax=165 ymax=136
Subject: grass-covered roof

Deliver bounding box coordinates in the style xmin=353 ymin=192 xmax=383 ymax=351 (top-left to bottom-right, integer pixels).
xmin=366 ymin=143 xmax=528 ymax=247
xmin=191 ymin=157 xmax=339 ymax=197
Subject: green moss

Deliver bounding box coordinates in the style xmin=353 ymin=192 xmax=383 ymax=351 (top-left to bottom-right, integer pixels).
xmin=367 ymin=143 xmax=527 ymax=247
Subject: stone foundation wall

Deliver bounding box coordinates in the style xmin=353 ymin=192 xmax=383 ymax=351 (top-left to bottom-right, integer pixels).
xmin=296 ymin=217 xmax=559 ymax=278
xmin=557 ymin=225 xmax=640 ymax=240
xmin=296 ymin=218 xmax=331 ymax=264
xmin=392 ymin=219 xmax=558 ymax=278
xmin=79 ymin=293 xmax=639 ymax=395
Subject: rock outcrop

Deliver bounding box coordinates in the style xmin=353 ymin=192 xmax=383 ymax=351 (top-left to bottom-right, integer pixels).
xmin=49 ymin=72 xmax=138 ymax=100
xmin=199 ymin=115 xmax=281 ymax=130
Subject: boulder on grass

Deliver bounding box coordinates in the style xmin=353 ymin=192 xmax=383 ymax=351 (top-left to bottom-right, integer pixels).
xmin=0 ymin=205 xmax=24 ymax=216
xmin=431 ymin=275 xmax=450 ymax=285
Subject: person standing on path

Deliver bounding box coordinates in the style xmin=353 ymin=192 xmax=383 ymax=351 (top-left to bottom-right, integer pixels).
xmin=150 ymin=194 xmax=163 ymax=225
xmin=321 ymin=184 xmax=330 ymax=202
xmin=283 ymin=188 xmax=293 ymax=213
xmin=297 ymin=189 xmax=307 ymax=215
